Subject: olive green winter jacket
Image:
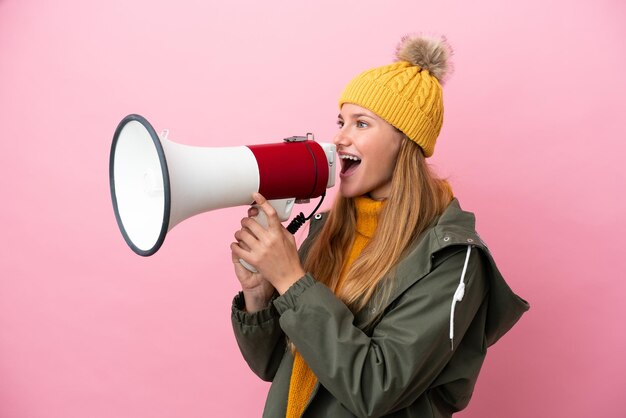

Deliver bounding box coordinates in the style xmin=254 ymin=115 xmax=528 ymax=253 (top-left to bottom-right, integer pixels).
xmin=231 ymin=199 xmax=529 ymax=417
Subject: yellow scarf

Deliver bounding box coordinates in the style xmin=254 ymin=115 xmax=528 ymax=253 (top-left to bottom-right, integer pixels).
xmin=285 ymin=196 xmax=384 ymax=417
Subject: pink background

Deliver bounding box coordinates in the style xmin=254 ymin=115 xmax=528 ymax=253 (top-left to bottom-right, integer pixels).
xmin=1 ymin=0 xmax=625 ymax=417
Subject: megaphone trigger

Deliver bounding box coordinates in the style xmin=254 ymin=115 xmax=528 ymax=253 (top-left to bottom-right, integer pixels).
xmin=238 ymin=258 xmax=259 ymax=273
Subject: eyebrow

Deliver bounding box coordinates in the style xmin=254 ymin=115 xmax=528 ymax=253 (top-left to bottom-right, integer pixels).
xmin=337 ymin=113 xmax=376 ymax=120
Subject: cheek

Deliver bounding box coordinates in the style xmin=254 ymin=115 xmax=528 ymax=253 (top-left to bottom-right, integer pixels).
xmin=359 ymin=130 xmax=402 ymax=176
xmin=379 ymin=145 xmax=401 ymax=174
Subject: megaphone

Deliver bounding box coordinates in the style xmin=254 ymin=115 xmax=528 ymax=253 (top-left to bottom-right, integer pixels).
xmin=109 ymin=114 xmax=336 ymax=257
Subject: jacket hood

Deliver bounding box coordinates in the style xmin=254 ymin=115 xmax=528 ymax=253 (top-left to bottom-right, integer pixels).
xmin=433 ymin=199 xmax=529 ymax=346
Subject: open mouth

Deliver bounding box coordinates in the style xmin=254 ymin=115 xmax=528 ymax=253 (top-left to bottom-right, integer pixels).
xmin=339 ymin=154 xmax=362 ymax=176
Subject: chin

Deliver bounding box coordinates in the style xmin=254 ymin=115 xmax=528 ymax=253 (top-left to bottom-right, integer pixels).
xmin=339 ymin=185 xmax=365 ymax=199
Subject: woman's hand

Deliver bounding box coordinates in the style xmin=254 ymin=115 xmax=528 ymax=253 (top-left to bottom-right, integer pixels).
xmin=231 ymin=203 xmax=275 ymax=313
xmin=231 ymin=245 xmax=275 ymax=313
xmin=231 ymin=193 xmax=305 ymax=296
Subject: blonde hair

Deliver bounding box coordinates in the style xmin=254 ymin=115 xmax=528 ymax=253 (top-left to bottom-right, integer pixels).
xmin=303 ymin=137 xmax=453 ymax=320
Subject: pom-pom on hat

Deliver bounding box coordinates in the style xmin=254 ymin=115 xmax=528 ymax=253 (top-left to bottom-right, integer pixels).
xmin=338 ymin=34 xmax=453 ymax=157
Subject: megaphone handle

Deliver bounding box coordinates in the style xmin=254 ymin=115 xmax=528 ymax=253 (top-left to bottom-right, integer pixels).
xmin=238 ymin=198 xmax=297 ymax=272
xmin=238 ymin=206 xmax=269 ymax=273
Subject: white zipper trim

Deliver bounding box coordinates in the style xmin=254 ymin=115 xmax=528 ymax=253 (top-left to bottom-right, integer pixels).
xmin=450 ymin=245 xmax=472 ymax=351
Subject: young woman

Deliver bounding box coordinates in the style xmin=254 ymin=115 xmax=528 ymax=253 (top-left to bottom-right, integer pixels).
xmin=230 ymin=34 xmax=529 ymax=418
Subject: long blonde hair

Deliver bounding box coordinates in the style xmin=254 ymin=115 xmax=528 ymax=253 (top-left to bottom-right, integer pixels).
xmin=303 ymin=137 xmax=453 ymax=317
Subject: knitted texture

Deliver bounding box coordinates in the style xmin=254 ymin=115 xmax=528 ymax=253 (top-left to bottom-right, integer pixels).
xmin=285 ymin=196 xmax=384 ymax=417
xmin=285 ymin=351 xmax=319 ymax=418
xmin=338 ymin=56 xmax=446 ymax=157
xmin=336 ymin=196 xmax=385 ymax=291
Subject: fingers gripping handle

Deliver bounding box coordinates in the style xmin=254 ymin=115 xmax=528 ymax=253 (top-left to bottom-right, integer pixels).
xmin=238 ymin=208 xmax=268 ymax=273
xmin=238 ymin=198 xmax=295 ymax=273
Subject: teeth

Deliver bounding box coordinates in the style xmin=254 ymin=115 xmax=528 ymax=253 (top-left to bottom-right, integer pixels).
xmin=339 ymin=154 xmax=361 ymax=161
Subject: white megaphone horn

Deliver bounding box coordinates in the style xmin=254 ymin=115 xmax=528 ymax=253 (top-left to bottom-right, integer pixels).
xmin=109 ymin=114 xmax=336 ymax=258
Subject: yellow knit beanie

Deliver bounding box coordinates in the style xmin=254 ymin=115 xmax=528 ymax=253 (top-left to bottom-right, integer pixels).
xmin=338 ymin=34 xmax=453 ymax=157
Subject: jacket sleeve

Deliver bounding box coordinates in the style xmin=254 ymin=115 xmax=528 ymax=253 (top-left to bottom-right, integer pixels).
xmin=231 ymin=292 xmax=286 ymax=381
xmin=229 ymin=215 xmax=325 ymax=382
xmin=273 ymin=247 xmax=489 ymax=417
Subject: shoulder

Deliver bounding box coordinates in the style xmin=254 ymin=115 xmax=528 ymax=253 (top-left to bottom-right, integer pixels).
xmin=297 ymin=211 xmax=329 ymax=260
xmin=385 ymin=199 xmax=491 ymax=297
xmin=432 ymin=198 xmax=488 ymax=250
xmin=403 ymin=198 xmax=488 ymax=262
xmin=308 ymin=211 xmax=328 ymax=235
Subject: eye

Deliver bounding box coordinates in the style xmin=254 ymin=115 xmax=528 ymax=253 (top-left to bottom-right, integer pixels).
xmin=356 ymin=120 xmax=369 ymax=128
xmin=336 ymin=120 xmax=344 ymax=128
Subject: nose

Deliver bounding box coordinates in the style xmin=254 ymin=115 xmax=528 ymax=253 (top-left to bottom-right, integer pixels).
xmin=333 ymin=126 xmax=350 ymax=147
